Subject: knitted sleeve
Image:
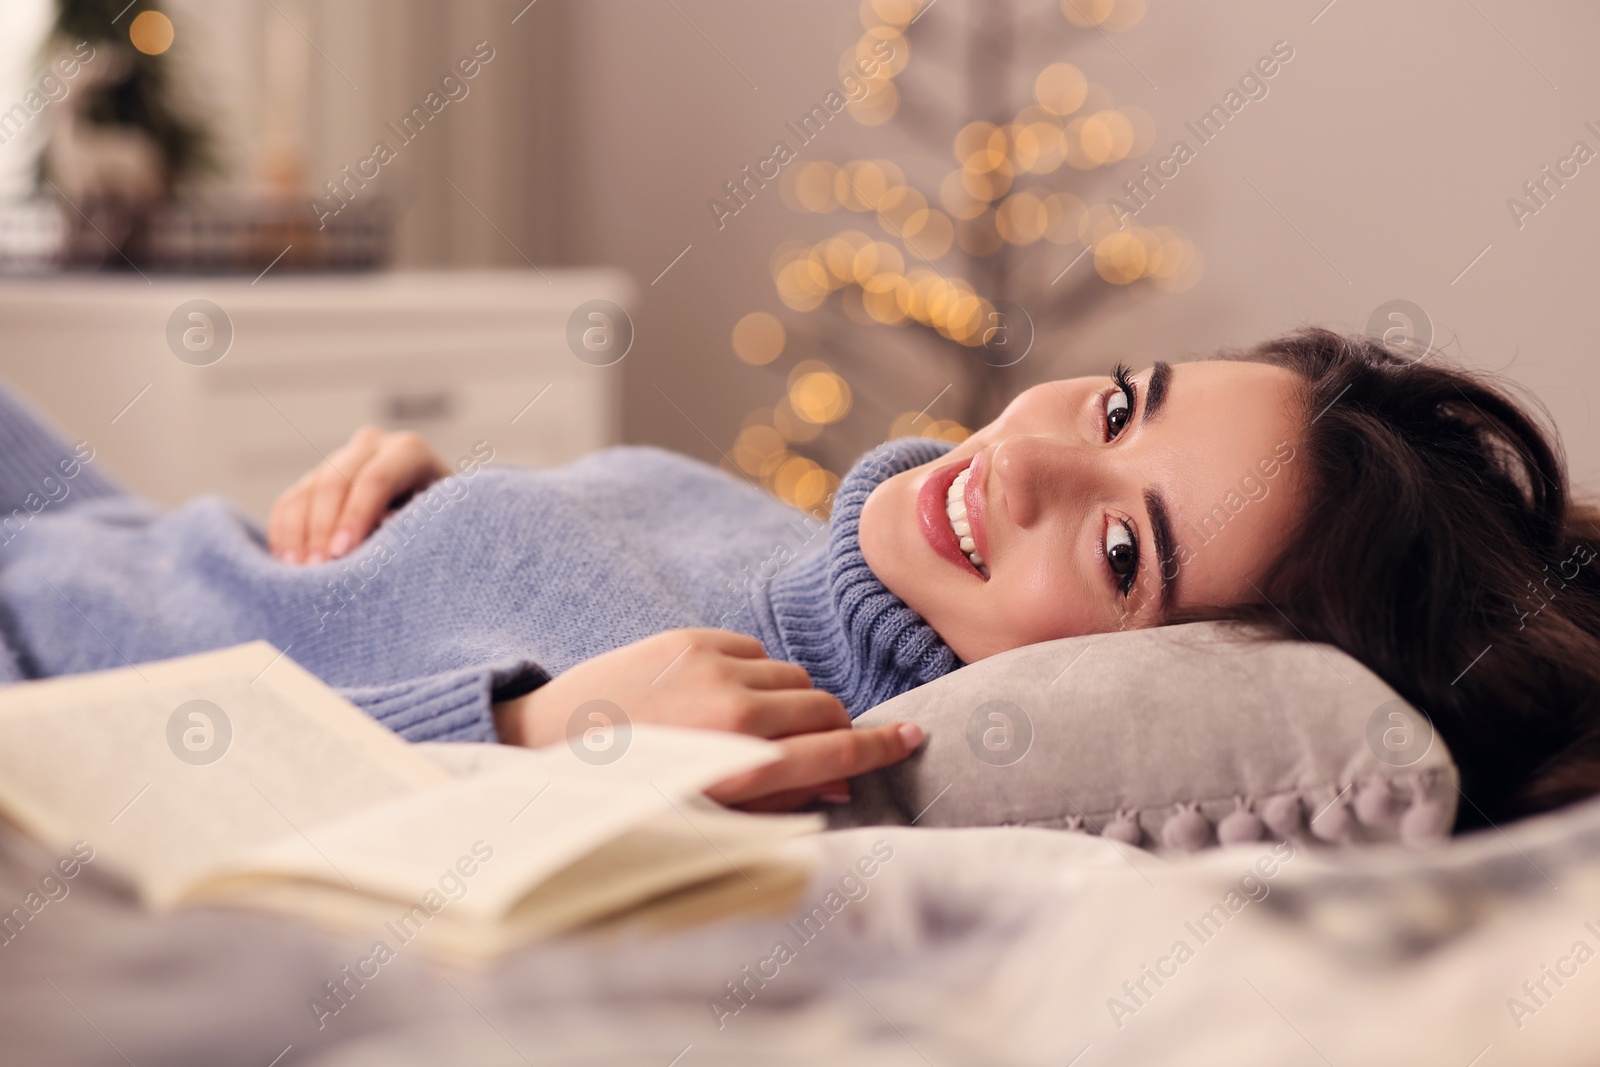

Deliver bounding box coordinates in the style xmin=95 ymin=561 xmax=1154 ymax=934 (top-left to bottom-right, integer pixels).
xmin=0 ymin=378 xmax=129 ymax=514
xmin=334 ymin=657 xmax=549 ymax=744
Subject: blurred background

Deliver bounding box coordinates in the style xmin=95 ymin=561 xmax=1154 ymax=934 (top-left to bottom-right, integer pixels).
xmin=0 ymin=0 xmax=1594 ymax=520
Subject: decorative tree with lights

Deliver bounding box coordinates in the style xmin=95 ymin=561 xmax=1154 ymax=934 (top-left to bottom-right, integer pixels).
xmin=724 ymin=0 xmax=1201 ymax=515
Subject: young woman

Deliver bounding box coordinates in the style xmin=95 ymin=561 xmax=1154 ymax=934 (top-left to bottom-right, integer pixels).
xmin=1 ymin=327 xmax=1593 ymax=825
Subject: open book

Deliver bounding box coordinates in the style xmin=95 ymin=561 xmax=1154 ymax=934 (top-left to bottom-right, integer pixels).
xmin=0 ymin=643 xmax=821 ymax=961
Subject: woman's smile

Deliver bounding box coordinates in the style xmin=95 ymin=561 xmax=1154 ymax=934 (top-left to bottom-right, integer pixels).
xmin=916 ymin=455 xmax=991 ymax=580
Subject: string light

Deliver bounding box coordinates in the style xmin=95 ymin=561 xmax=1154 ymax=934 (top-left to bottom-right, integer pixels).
xmin=773 ymin=397 xmax=824 ymax=443
xmin=732 ymin=421 xmax=787 ymax=477
xmin=775 ymin=455 xmax=833 ymax=508
xmin=1042 ymin=191 xmax=1086 ymax=244
xmin=961 ymin=164 xmax=1012 ymax=202
xmin=789 ymin=162 xmax=840 ymax=213
xmin=940 ymin=170 xmax=987 ymax=219
xmin=996 ymin=190 xmax=1050 ymax=245
xmin=859 ymin=26 xmax=910 ymax=74
xmin=129 ymin=10 xmax=175 ymax=55
xmin=863 ymin=0 xmax=919 ymax=30
xmin=1060 ymin=0 xmax=1147 ymax=31
xmin=1035 ymin=63 xmax=1088 ymax=116
xmin=787 ymin=362 xmax=853 ymax=424
xmin=889 ymin=412 xmax=972 ymax=442
xmin=731 ymin=312 xmax=786 ymax=365
xmin=1078 ymin=110 xmax=1136 ymax=166
xmin=904 ymin=209 xmax=954 ymax=257
xmin=875 ymin=184 xmax=929 ymax=237
xmin=1089 ymin=225 xmax=1201 ymax=287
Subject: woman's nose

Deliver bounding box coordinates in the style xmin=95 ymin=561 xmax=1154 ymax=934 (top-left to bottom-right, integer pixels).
xmin=992 ymin=435 xmax=1109 ymax=528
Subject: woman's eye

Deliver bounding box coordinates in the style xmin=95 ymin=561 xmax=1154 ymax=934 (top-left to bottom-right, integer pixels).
xmin=1104 ymin=387 xmax=1132 ymax=439
xmin=1105 ymin=517 xmax=1139 ymax=592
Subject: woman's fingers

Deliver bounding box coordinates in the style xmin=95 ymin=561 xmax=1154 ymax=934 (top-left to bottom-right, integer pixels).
xmin=302 ymin=429 xmax=384 ymax=563
xmin=703 ymin=722 xmax=923 ymax=807
xmin=267 ymin=475 xmax=307 ymax=561
xmin=327 ymin=433 xmax=446 ymax=559
xmin=267 ymin=427 xmax=453 ymax=565
xmin=666 ymin=628 xmax=768 ymax=659
xmin=812 ymin=777 xmax=852 ymax=802
xmin=300 ymin=469 xmax=355 ymax=564
xmin=725 ymin=656 xmax=815 ymax=691
xmin=733 ymin=778 xmax=850 ymax=814
xmin=729 ymin=687 xmax=851 ymax=738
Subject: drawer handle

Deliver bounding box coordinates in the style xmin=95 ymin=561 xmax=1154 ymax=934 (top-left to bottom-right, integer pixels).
xmin=384 ymin=390 xmax=454 ymax=422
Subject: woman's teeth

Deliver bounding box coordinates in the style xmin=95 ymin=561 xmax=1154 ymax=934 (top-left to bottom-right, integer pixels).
xmin=945 ymin=467 xmax=989 ymax=576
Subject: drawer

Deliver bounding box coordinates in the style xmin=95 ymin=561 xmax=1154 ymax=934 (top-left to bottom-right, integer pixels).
xmin=0 ymin=270 xmax=629 ymax=518
xmin=196 ymin=371 xmax=614 ymax=521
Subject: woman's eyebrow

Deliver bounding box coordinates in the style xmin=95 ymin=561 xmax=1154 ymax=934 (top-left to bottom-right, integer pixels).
xmin=1145 ymin=486 xmax=1176 ymax=614
xmin=1143 ymin=361 xmax=1173 ymax=424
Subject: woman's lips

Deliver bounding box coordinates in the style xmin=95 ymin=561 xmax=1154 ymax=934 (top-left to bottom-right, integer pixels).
xmin=917 ymin=457 xmax=987 ymax=579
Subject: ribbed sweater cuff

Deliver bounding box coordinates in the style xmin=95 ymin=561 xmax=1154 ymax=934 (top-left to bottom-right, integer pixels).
xmin=337 ymin=659 xmax=549 ymax=744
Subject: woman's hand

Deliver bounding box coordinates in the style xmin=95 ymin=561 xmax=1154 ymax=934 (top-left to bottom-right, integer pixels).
xmin=268 ymin=427 xmax=449 ymax=564
xmin=493 ymin=629 xmax=924 ymax=813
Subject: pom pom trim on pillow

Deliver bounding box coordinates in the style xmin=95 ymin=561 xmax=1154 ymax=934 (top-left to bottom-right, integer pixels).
xmin=830 ymin=622 xmax=1460 ymax=852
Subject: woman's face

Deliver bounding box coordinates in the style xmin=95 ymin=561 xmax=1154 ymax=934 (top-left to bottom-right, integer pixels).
xmin=859 ymin=359 xmax=1307 ymax=662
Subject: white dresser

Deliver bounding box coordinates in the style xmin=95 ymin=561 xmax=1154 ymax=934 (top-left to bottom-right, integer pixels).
xmin=0 ymin=269 xmax=631 ymax=521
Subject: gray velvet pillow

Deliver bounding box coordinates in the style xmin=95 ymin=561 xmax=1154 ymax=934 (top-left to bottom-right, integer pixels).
xmin=830 ymin=622 xmax=1458 ymax=851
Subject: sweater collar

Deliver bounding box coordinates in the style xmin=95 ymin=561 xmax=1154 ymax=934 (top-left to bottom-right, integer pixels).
xmin=756 ymin=437 xmax=963 ymax=717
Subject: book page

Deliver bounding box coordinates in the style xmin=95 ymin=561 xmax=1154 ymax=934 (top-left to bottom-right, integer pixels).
xmin=188 ymin=725 xmax=791 ymax=921
xmin=200 ymin=806 xmax=821 ymax=963
xmin=495 ymin=801 xmax=822 ymax=940
xmin=0 ymin=642 xmax=448 ymax=906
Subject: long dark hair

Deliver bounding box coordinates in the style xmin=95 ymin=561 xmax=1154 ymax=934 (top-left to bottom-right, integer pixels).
xmin=1201 ymin=327 xmax=1600 ymax=829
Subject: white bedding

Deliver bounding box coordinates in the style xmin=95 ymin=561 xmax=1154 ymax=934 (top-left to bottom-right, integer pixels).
xmin=303 ymin=817 xmax=1600 ymax=1067
xmin=6 ymin=767 xmax=1599 ymax=1066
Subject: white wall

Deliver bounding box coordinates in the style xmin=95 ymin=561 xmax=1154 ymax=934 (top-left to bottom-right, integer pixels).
xmin=557 ymin=0 xmax=1600 ymax=485
xmin=6 ymin=0 xmax=1598 ymax=486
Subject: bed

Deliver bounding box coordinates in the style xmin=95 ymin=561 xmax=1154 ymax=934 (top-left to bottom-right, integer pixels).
xmin=5 ymin=747 xmax=1596 ymax=1067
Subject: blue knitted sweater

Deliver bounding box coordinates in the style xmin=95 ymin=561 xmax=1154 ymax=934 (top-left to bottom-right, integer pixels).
xmin=0 ymin=384 xmax=960 ymax=742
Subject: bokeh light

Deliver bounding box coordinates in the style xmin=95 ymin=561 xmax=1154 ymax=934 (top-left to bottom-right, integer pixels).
xmin=732 ymin=420 xmax=787 ymax=478
xmin=848 ymin=80 xmax=900 ymax=125
xmin=787 ymin=362 xmax=853 ymax=424
xmin=789 ymin=162 xmax=840 ymax=212
xmin=731 ymin=311 xmax=786 ymax=365
xmin=1077 ymin=110 xmax=1135 ymax=166
xmin=862 ymin=0 xmax=920 ymax=30
xmin=1061 ymin=0 xmax=1147 ymax=31
xmin=838 ymin=160 xmax=898 ymax=210
xmin=1084 ymin=224 xmax=1201 ymax=288
xmin=996 ymin=191 xmax=1049 ymax=245
xmin=775 ymin=256 xmax=829 ymax=311
xmin=129 ymin=10 xmax=175 ymax=55
xmin=889 ymin=412 xmax=972 ymax=442
xmin=1043 ymin=191 xmax=1086 ymax=244
xmin=773 ymin=397 xmax=824 ymax=443
xmin=859 ymin=26 xmax=910 ymax=76
xmin=1035 ymin=63 xmax=1088 ymax=116
xmin=776 ymin=455 xmax=838 ymax=509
